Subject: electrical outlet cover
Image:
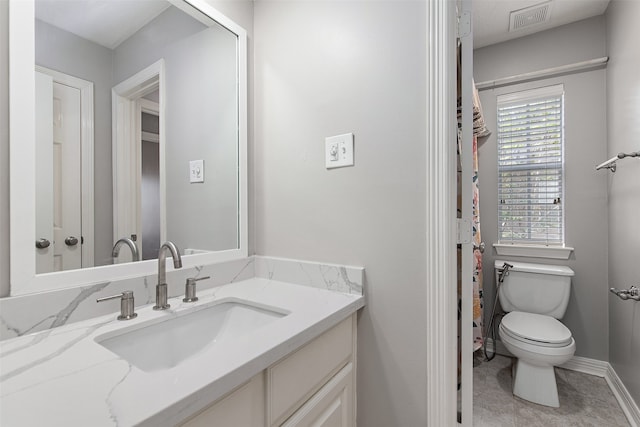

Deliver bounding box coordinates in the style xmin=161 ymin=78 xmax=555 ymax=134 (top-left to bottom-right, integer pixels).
xmin=189 ymin=159 xmax=204 ymax=183
xmin=325 ymin=133 xmax=354 ymax=169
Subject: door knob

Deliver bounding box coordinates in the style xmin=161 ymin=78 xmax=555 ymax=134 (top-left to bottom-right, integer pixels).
xmin=35 ymin=238 xmax=51 ymax=249
xmin=65 ymin=236 xmax=79 ymax=246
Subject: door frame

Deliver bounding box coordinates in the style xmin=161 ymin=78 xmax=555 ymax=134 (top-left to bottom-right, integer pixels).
xmin=112 ymin=59 xmax=166 ymax=253
xmin=34 ymin=65 xmax=95 ymax=269
xmin=425 ymin=0 xmax=459 ymax=426
xmin=457 ymin=0 xmax=475 ymax=423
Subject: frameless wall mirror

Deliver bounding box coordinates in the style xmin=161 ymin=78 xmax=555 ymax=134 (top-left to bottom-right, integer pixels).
xmin=9 ymin=0 xmax=248 ymax=296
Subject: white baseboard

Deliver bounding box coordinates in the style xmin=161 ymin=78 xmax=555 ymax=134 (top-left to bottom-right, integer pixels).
xmin=605 ymin=363 xmax=640 ymax=427
xmin=559 ymin=355 xmax=609 ymax=377
xmin=482 ymin=339 xmax=639 ymax=426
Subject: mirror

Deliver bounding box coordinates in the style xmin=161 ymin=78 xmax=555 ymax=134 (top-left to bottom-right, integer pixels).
xmin=9 ymin=0 xmax=248 ymax=295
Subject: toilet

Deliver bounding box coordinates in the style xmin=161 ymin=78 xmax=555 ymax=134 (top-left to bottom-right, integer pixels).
xmin=495 ymin=260 xmax=576 ymax=408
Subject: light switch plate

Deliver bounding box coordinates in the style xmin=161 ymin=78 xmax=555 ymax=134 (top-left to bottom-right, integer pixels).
xmin=189 ymin=159 xmax=204 ymax=183
xmin=325 ymin=133 xmax=354 ymax=169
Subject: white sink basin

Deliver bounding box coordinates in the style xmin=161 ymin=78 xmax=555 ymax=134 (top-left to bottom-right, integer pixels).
xmin=95 ymin=299 xmax=287 ymax=372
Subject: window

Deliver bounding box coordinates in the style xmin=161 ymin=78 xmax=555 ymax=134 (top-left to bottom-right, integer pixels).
xmin=497 ymin=85 xmax=564 ymax=245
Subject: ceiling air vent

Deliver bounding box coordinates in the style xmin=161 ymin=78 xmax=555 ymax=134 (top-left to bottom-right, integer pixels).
xmin=509 ymin=1 xmax=553 ymax=32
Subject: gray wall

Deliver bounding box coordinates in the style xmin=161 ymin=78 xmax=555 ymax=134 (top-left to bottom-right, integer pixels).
xmin=474 ymin=16 xmax=607 ymax=83
xmin=34 ymin=19 xmax=115 ymax=266
xmin=605 ymin=0 xmax=640 ymax=404
xmin=112 ymin=7 xmax=206 ymax=82
xmin=254 ymin=2 xmax=427 ymax=425
xmin=0 ymin=0 xmax=9 ymax=296
xmin=474 ymin=17 xmax=610 ymax=360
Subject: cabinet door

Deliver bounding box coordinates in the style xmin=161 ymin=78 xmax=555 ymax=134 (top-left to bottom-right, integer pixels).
xmin=281 ymin=362 xmax=354 ymax=427
xmin=180 ymin=373 xmax=264 ymax=427
xmin=268 ymin=316 xmax=353 ymax=425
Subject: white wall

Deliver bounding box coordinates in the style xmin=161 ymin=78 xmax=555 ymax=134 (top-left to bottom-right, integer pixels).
xmin=254 ymin=1 xmax=427 ymax=425
xmin=605 ymin=0 xmax=640 ymax=404
xmin=0 ymin=0 xmax=9 ymax=297
xmin=474 ymin=17 xmax=610 ymax=360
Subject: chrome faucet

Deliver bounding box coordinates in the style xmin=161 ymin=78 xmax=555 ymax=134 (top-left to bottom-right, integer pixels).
xmin=153 ymin=241 xmax=183 ymax=310
xmin=112 ymin=237 xmax=140 ymax=262
xmin=97 ymin=290 xmax=138 ymax=320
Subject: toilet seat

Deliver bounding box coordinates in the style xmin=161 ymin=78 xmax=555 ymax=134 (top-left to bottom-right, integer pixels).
xmin=501 ymin=311 xmax=572 ymax=348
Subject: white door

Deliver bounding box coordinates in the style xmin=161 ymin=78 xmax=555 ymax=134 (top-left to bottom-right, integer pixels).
xmin=53 ymin=81 xmax=82 ymax=271
xmin=35 ymin=72 xmax=54 ymax=273
xmin=35 ymin=72 xmax=83 ymax=273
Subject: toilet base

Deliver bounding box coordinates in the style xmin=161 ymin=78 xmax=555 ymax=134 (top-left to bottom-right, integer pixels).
xmin=512 ymin=359 xmax=560 ymax=407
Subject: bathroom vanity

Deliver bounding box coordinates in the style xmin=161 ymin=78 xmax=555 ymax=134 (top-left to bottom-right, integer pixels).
xmin=182 ymin=312 xmax=356 ymax=427
xmin=0 ymin=277 xmax=364 ymax=426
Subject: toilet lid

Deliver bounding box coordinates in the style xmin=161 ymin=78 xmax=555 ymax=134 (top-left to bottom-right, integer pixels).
xmin=501 ymin=312 xmax=572 ymax=345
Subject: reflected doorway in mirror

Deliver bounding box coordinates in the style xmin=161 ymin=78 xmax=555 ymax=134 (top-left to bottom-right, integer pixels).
xmin=34 ymin=66 xmax=95 ymax=274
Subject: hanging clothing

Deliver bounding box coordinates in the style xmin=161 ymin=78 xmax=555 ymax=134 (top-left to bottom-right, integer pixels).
xmin=456 ymin=77 xmax=487 ymax=354
xmin=471 ymin=135 xmax=483 ymax=352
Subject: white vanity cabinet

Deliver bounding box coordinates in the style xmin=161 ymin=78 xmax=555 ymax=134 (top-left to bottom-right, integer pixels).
xmin=180 ymin=374 xmax=265 ymax=427
xmin=179 ymin=314 xmax=357 ymax=427
xmin=267 ymin=314 xmax=355 ymax=426
xmin=280 ymin=362 xmax=354 ymax=427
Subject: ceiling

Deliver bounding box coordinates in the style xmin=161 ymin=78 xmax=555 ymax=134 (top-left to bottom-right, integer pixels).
xmin=35 ymin=0 xmax=611 ymax=53
xmin=473 ymin=0 xmax=611 ymax=48
xmin=35 ymin=0 xmax=172 ymax=50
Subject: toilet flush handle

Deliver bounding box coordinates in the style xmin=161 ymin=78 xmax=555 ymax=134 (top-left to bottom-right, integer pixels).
xmin=498 ymin=262 xmax=514 ymax=283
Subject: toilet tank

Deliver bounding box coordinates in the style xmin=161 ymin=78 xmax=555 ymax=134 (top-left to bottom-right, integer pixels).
xmin=495 ymin=260 xmax=574 ymax=319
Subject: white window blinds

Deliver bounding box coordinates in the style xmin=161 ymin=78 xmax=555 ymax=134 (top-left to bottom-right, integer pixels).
xmin=497 ymin=85 xmax=565 ymax=245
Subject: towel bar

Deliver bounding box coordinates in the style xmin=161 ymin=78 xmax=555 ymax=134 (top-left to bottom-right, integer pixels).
xmin=596 ymin=151 xmax=640 ymax=172
xmin=610 ymin=286 xmax=640 ymax=301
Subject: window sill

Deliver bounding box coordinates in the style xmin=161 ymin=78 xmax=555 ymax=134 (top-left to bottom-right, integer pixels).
xmin=493 ymin=243 xmax=574 ymax=260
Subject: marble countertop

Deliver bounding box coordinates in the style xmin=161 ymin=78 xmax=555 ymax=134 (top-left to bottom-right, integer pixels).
xmin=0 ymin=278 xmax=364 ymax=427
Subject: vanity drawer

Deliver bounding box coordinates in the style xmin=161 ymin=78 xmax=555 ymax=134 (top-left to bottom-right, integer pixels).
xmin=267 ymin=316 xmax=354 ymax=426
xmin=180 ymin=373 xmax=265 ymax=427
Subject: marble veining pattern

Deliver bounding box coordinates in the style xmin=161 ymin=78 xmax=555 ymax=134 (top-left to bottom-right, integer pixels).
xmin=0 ymin=257 xmax=255 ymax=341
xmin=0 ymin=256 xmax=361 ymax=342
xmin=0 ymin=319 xmax=112 ymax=382
xmin=50 ymin=282 xmax=112 ymax=328
xmin=473 ymin=354 xmax=631 ymax=427
xmin=254 ymin=256 xmax=364 ymax=295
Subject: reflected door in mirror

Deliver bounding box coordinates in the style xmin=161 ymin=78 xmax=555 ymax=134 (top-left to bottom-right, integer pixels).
xmin=35 ymin=71 xmax=82 ymax=273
